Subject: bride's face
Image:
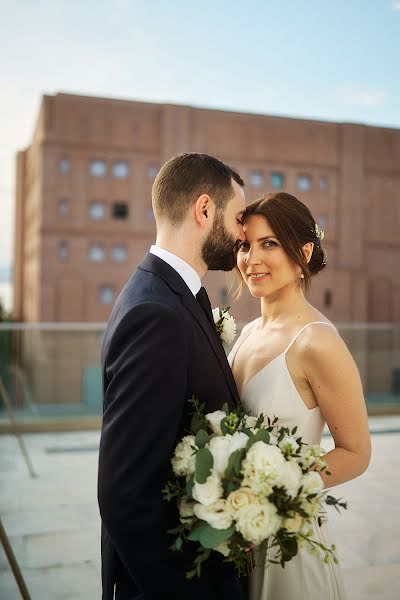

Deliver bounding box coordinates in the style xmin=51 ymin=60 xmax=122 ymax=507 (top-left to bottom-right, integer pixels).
xmin=237 ymin=214 xmax=301 ymax=298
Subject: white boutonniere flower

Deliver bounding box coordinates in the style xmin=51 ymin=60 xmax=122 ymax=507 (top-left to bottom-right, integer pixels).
xmin=212 ymin=307 xmax=237 ymax=344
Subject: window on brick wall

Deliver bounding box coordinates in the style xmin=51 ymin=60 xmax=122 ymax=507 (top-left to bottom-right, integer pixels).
xmin=112 ymin=202 xmax=129 ymax=220
xmin=90 ymin=160 xmax=106 ymax=177
xmin=297 ymin=174 xmax=311 ymax=192
xmin=112 ymin=161 xmax=129 ymax=179
xmin=58 ymin=198 xmax=70 ymax=216
xmin=270 ymin=172 xmax=284 ymax=189
xmin=99 ymin=286 xmax=115 ymax=304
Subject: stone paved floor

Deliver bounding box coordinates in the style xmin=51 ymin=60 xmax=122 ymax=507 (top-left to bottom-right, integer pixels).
xmin=0 ymin=418 xmax=399 ymax=599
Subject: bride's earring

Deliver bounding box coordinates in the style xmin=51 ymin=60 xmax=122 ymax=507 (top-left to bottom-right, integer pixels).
xmin=300 ymin=273 xmax=305 ymax=280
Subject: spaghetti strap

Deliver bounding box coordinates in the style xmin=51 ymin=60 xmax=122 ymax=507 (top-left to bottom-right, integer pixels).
xmin=284 ymin=321 xmax=336 ymax=355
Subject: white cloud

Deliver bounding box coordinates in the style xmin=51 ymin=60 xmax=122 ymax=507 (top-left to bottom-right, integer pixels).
xmin=336 ymin=86 xmax=386 ymax=108
xmin=391 ymin=2 xmax=400 ymax=11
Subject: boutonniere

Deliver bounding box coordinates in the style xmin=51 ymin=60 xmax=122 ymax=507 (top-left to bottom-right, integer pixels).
xmin=212 ymin=307 xmax=237 ymax=344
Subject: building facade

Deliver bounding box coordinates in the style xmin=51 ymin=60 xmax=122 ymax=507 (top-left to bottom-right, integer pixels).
xmin=13 ymin=93 xmax=400 ymax=323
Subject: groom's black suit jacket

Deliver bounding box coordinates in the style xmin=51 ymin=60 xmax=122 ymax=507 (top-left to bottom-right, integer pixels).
xmin=98 ymin=253 xmax=247 ymax=600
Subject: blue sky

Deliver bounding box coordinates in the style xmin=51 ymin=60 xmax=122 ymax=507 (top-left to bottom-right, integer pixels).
xmin=1 ymin=0 xmax=399 ymax=274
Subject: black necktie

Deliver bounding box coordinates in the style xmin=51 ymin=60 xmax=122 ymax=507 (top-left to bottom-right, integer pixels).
xmin=196 ymin=287 xmax=214 ymax=326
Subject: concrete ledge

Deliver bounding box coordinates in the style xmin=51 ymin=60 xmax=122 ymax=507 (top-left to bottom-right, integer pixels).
xmin=0 ymin=417 xmax=102 ymax=434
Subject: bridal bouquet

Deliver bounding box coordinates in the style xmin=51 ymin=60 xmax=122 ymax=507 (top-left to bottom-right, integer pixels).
xmin=163 ymin=398 xmax=347 ymax=578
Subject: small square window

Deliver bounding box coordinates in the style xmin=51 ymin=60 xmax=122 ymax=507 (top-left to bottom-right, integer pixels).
xmin=297 ymin=174 xmax=311 ymax=192
xmin=319 ymin=176 xmax=328 ymax=191
xmin=58 ymin=241 xmax=68 ymax=261
xmin=250 ymin=171 xmax=264 ymax=188
xmin=99 ymin=286 xmax=115 ymax=304
xmin=112 ymin=202 xmax=129 ymax=220
xmin=112 ymin=161 xmax=129 ymax=179
xmin=112 ymin=245 xmax=128 ymax=262
xmin=90 ymin=160 xmax=106 ymax=177
xmin=318 ymin=215 xmax=327 ymax=229
xmin=58 ymin=198 xmax=70 ymax=216
xmin=147 ymin=207 xmax=155 ymax=222
xmin=270 ymin=172 xmax=284 ymax=189
xmin=89 ymin=201 xmax=106 ymax=220
xmin=60 ymin=158 xmax=70 ymax=174
xmin=148 ymin=165 xmax=158 ymax=181
xmin=88 ymin=243 xmax=105 ymax=262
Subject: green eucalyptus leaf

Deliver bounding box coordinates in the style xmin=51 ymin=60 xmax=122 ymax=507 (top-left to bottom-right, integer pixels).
xmin=198 ymin=524 xmax=235 ymax=549
xmin=246 ymin=428 xmax=270 ymax=449
xmin=195 ymin=447 xmax=213 ymax=483
xmin=195 ymin=429 xmax=209 ymax=449
xmin=187 ymin=520 xmax=209 ymax=542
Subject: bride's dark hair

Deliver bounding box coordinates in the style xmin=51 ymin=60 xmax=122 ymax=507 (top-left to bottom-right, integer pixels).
xmin=237 ymin=192 xmax=326 ymax=292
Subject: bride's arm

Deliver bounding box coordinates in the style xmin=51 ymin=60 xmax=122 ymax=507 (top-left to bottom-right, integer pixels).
xmin=302 ymin=327 xmax=371 ymax=488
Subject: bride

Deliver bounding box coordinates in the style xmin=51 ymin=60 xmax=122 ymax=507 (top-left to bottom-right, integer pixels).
xmin=229 ymin=192 xmax=371 ymax=600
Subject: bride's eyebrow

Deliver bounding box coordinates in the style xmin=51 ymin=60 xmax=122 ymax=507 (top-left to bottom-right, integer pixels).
xmin=257 ymin=236 xmax=279 ymax=242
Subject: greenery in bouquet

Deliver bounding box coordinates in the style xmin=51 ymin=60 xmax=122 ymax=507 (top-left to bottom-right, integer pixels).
xmin=163 ymin=397 xmax=347 ymax=579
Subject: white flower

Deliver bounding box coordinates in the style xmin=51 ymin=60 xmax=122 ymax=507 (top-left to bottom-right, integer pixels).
xmin=236 ymin=500 xmax=282 ymax=545
xmin=297 ymin=445 xmax=327 ymax=470
xmin=230 ymin=431 xmax=249 ymax=453
xmin=171 ymin=435 xmax=197 ymax=477
xmin=208 ymin=431 xmax=248 ymax=477
xmin=244 ymin=415 xmax=259 ymax=429
xmin=226 ymin=487 xmax=260 ymax=517
xmin=179 ymin=496 xmax=195 ymax=522
xmin=301 ymin=471 xmax=324 ymax=495
xmin=193 ymin=499 xmax=233 ymax=530
xmin=279 ymin=435 xmax=299 ymax=455
xmin=212 ymin=307 xmax=237 ymax=344
xmin=284 ymin=512 xmax=304 ymax=534
xmin=192 ymin=470 xmax=223 ymax=506
xmin=215 ymin=540 xmax=231 ymax=557
xmin=241 ymin=441 xmax=286 ymax=496
xmin=205 ymin=410 xmax=227 ymax=436
xmin=278 ymin=459 xmax=303 ymax=498
xmin=208 ymin=435 xmax=233 ymax=477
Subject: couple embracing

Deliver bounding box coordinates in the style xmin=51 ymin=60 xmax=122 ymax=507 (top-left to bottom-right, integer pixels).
xmin=98 ymin=153 xmax=371 ymax=600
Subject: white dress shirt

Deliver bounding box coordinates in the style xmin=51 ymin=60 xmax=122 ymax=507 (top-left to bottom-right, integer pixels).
xmin=149 ymin=245 xmax=201 ymax=296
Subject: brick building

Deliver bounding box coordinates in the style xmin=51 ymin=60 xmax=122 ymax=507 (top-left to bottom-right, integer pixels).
xmin=13 ymin=92 xmax=400 ymax=323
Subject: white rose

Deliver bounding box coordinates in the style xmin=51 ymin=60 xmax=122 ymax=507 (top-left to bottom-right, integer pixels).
xmin=192 ymin=470 xmax=223 ymax=506
xmin=284 ymin=512 xmax=304 ymax=534
xmin=179 ymin=496 xmax=195 ymax=522
xmin=208 ymin=435 xmax=233 ymax=477
xmin=236 ymin=500 xmax=282 ymax=545
xmin=279 ymin=435 xmax=299 ymax=455
xmin=226 ymin=487 xmax=260 ymax=517
xmin=193 ymin=499 xmax=233 ymax=530
xmin=171 ymin=435 xmax=197 ymax=477
xmin=205 ymin=410 xmax=227 ymax=436
xmin=215 ymin=540 xmax=231 ymax=557
xmin=278 ymin=459 xmax=303 ymax=498
xmin=241 ymin=442 xmax=286 ymax=496
xmin=220 ymin=314 xmax=237 ymax=344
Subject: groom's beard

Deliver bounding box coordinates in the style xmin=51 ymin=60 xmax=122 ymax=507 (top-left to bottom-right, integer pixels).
xmin=202 ymin=210 xmax=237 ymax=271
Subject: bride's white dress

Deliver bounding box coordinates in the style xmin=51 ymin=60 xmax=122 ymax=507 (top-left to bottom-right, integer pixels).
xmin=228 ymin=319 xmax=347 ymax=600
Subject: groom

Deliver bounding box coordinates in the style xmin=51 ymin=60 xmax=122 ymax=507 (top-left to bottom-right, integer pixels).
xmin=98 ymin=153 xmax=247 ymax=600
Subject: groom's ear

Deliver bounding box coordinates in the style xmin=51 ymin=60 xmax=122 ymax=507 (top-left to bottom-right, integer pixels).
xmin=194 ymin=194 xmax=215 ymax=227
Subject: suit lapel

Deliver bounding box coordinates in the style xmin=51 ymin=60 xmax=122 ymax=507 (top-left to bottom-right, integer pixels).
xmin=182 ymin=292 xmax=240 ymax=406
xmin=138 ymin=253 xmax=240 ymax=405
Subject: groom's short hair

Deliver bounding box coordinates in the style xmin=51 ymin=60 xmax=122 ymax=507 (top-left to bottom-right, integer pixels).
xmin=152 ymin=153 xmax=244 ymax=225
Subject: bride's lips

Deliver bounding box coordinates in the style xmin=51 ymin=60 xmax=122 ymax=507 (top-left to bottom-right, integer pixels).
xmin=247 ymin=272 xmax=270 ymax=282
